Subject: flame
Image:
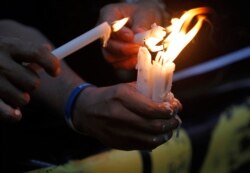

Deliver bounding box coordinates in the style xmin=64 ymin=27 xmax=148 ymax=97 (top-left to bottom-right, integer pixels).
xmin=112 ymin=17 xmax=129 ymax=32
xmin=145 ymin=7 xmax=210 ymax=63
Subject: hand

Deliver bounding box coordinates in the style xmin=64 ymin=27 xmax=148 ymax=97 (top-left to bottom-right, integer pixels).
xmin=72 ymin=82 xmax=181 ymax=150
xmin=99 ymin=1 xmax=168 ymax=70
xmin=0 ymin=36 xmax=60 ymax=122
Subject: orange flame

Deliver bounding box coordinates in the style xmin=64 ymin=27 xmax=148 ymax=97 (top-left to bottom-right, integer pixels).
xmin=112 ymin=17 xmax=129 ymax=32
xmin=145 ymin=7 xmax=210 ymax=64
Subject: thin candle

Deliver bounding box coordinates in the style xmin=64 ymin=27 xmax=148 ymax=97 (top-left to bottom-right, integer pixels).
xmin=52 ymin=18 xmax=129 ymax=60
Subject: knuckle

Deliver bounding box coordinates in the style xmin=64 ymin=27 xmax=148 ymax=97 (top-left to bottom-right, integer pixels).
xmin=113 ymin=84 xmax=126 ymax=98
xmin=109 ymin=105 xmax=120 ymax=117
xmin=17 ymin=93 xmax=30 ymax=106
xmin=31 ymin=46 xmax=41 ymax=58
xmin=151 ymin=120 xmax=165 ymax=133
xmin=26 ymin=77 xmax=40 ymax=91
xmin=119 ymin=47 xmax=128 ymax=56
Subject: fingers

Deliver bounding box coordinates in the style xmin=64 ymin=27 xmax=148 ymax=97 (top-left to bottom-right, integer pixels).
xmin=102 ymin=49 xmax=137 ymax=70
xmin=103 ymin=122 xmax=175 ymax=151
xmin=0 ymin=99 xmax=22 ymax=122
xmin=0 ymin=37 xmax=60 ymax=77
xmin=105 ymin=39 xmax=139 ymax=57
xmin=126 ymin=114 xmax=180 ymax=134
xmin=107 ymin=101 xmax=180 ymax=134
xmin=0 ymin=76 xmax=30 ymax=107
xmin=0 ymin=52 xmax=41 ymax=92
xmin=114 ymin=84 xmax=174 ymax=119
xmin=102 ymin=39 xmax=139 ymax=70
xmin=111 ymin=27 xmax=134 ymax=42
xmin=115 ymin=83 xmax=182 ymax=119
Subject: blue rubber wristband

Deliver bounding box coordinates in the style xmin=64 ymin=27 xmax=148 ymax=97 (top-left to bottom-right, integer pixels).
xmin=65 ymin=83 xmax=94 ymax=133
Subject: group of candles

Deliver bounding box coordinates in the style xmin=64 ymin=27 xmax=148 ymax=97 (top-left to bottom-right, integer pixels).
xmin=52 ymin=7 xmax=209 ymax=102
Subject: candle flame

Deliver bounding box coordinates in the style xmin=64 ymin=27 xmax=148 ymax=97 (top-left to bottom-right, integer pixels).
xmin=112 ymin=17 xmax=129 ymax=32
xmin=145 ymin=7 xmax=210 ymax=63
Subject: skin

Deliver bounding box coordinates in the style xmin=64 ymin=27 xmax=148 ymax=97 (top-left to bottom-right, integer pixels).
xmin=73 ymin=83 xmax=181 ymax=150
xmin=0 ymin=20 xmax=60 ymax=122
xmin=0 ymin=1 xmax=182 ymax=150
xmin=99 ymin=0 xmax=168 ymax=70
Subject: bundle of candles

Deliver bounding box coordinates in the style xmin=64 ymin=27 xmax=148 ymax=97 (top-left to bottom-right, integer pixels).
xmin=136 ymin=7 xmax=210 ymax=102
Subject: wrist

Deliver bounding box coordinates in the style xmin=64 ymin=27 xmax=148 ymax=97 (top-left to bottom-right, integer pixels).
xmin=65 ymin=82 xmax=96 ymax=134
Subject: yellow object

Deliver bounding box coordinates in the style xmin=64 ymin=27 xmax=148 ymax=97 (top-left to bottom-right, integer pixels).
xmin=152 ymin=129 xmax=192 ymax=173
xmin=200 ymin=98 xmax=250 ymax=173
xmin=27 ymin=129 xmax=191 ymax=173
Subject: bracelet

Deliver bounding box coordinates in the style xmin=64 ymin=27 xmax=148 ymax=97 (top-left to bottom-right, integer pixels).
xmin=65 ymin=83 xmax=94 ymax=133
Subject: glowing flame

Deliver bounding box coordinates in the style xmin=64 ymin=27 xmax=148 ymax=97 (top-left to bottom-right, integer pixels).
xmin=145 ymin=7 xmax=210 ymax=64
xmin=112 ymin=17 xmax=129 ymax=32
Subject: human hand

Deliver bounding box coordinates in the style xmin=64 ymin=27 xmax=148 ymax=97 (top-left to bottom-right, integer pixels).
xmin=99 ymin=1 xmax=168 ymax=70
xmin=72 ymin=82 xmax=181 ymax=150
xmin=0 ymin=37 xmax=60 ymax=122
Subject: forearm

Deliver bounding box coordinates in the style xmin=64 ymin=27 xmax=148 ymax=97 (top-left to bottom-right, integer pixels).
xmin=32 ymin=61 xmax=85 ymax=119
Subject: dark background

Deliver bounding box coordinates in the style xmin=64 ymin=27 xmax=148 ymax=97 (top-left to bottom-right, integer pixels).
xmin=0 ymin=0 xmax=249 ymax=172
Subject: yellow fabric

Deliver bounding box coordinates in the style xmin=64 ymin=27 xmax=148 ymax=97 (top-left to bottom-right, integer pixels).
xmin=27 ymin=129 xmax=191 ymax=173
xmin=152 ymin=129 xmax=191 ymax=173
xmin=27 ymin=98 xmax=250 ymax=173
xmin=200 ymin=98 xmax=250 ymax=173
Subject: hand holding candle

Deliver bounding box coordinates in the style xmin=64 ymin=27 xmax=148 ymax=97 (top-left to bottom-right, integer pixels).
xmin=99 ymin=1 xmax=167 ymax=70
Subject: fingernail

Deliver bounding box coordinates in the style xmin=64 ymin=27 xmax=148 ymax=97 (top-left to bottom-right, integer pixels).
xmin=55 ymin=67 xmax=61 ymax=76
xmin=14 ymin=109 xmax=22 ymax=116
xmin=174 ymin=115 xmax=182 ymax=125
xmin=170 ymin=110 xmax=174 ymax=116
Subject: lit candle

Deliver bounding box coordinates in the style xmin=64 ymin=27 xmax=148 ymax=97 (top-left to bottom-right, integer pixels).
xmin=52 ymin=18 xmax=129 ymax=60
xmin=136 ymin=47 xmax=152 ymax=98
xmin=136 ymin=7 xmax=210 ymax=102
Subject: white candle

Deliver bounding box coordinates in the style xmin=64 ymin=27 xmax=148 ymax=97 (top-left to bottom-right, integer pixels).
xmin=136 ymin=47 xmax=152 ymax=98
xmin=136 ymin=7 xmax=209 ymax=102
xmin=134 ymin=31 xmax=149 ymax=44
xmin=137 ymin=48 xmax=175 ymax=102
xmin=52 ymin=22 xmax=111 ymax=60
